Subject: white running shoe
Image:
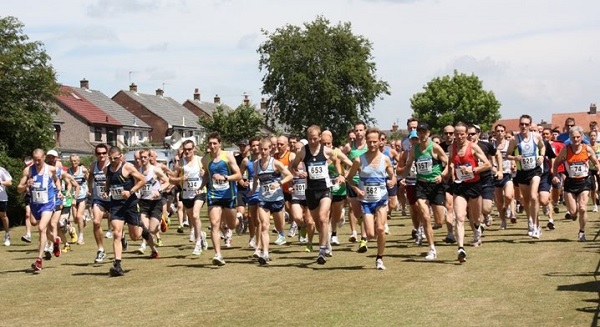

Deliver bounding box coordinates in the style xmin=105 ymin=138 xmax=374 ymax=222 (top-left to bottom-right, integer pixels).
xmin=299 ymin=236 xmax=308 ymax=244
xmin=532 ymin=227 xmax=540 ymax=239
xmin=212 ymin=254 xmax=226 ymax=266
xmin=425 ymin=249 xmax=437 ymax=260
xmin=471 ymin=226 xmax=482 ymax=246
xmin=484 ymin=215 xmax=492 ymax=227
xmin=136 ymin=243 xmax=146 ymax=254
xmin=527 ymin=218 xmax=534 ymax=237
xmin=578 ymin=231 xmax=586 ymax=242
xmin=235 ymin=213 xmax=244 ymax=235
xmin=192 ymin=240 xmax=202 ymax=255
xmin=248 ymin=236 xmax=256 ymax=249
xmin=325 ymin=241 xmax=333 ymax=257
xmin=105 ymin=230 xmax=113 ymax=239
xmin=224 ymin=237 xmax=232 ymax=248
xmin=274 ymin=234 xmax=287 ymax=246
xmin=593 ymin=205 xmax=598 ymax=213
xmin=330 ymin=235 xmax=340 ymax=246
xmin=288 ymin=221 xmax=298 ymax=238
xmin=182 ymin=220 xmax=189 ymax=227
xmin=3 ymin=234 xmax=10 ymax=246
xmin=376 ymin=258 xmax=386 ymax=270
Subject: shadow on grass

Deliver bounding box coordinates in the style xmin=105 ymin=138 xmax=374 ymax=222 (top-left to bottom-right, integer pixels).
xmin=0 ymin=268 xmax=36 ymax=274
xmin=556 ymin=280 xmax=599 ymax=294
xmin=62 ymin=262 xmax=103 ymax=267
xmin=72 ymin=271 xmax=112 ymax=277
xmin=166 ymin=263 xmax=224 ymax=269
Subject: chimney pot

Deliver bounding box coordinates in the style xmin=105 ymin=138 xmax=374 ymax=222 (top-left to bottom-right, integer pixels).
xmin=129 ymin=83 xmax=138 ymax=92
xmin=193 ymin=88 xmax=200 ymax=101
xmin=156 ymin=88 xmax=164 ymax=96
xmin=590 ymin=103 xmax=597 ymax=115
xmin=80 ymin=78 xmax=89 ymax=89
xmin=392 ymin=122 xmax=398 ymax=132
xmin=214 ymin=94 xmax=221 ymax=104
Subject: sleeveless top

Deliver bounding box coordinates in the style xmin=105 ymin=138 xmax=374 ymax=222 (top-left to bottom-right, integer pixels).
xmin=275 ymin=150 xmax=292 ymax=194
xmin=257 ymin=157 xmax=283 ymax=202
xmin=68 ymin=165 xmax=88 ymax=200
xmin=181 ymin=155 xmax=204 ymax=200
xmin=92 ymin=161 xmax=109 ymax=201
xmin=590 ymin=143 xmax=600 ymax=171
xmin=495 ymin=139 xmax=512 ymax=174
xmin=207 ymin=152 xmax=236 ymax=200
xmin=29 ymin=164 xmax=55 ymax=205
xmin=303 ymin=144 xmax=331 ymax=190
xmin=106 ymin=163 xmax=136 ymax=204
xmin=414 ymin=141 xmax=443 ymax=182
xmin=358 ymin=154 xmax=388 ymax=203
xmin=452 ymin=142 xmax=480 ymax=183
xmin=565 ymin=145 xmax=589 ymax=179
xmin=348 ymin=141 xmax=368 ymax=185
xmin=515 ymin=132 xmax=539 ymax=171
xmin=139 ymin=165 xmax=161 ymax=200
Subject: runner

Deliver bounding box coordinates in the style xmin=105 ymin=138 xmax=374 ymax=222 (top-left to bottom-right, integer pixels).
xmin=379 ymin=133 xmax=400 ymax=234
xmin=239 ymin=137 xmax=262 ymax=250
xmin=493 ymin=124 xmax=516 ymax=230
xmin=0 ymin=165 xmax=12 ymax=246
xmin=68 ymin=155 xmax=89 ymax=245
xmin=346 ymin=127 xmax=396 ymax=270
xmin=88 ymin=144 xmax=111 ymax=263
xmin=274 ymin=135 xmax=295 ymax=245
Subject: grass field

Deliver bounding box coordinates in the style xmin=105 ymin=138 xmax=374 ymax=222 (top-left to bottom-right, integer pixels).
xmin=1 ymin=204 xmax=598 ymax=327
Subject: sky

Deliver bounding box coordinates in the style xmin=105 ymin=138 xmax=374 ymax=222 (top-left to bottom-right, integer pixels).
xmin=3 ymin=0 xmax=599 ymax=130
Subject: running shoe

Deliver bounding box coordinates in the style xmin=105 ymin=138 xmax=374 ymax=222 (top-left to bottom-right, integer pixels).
xmin=376 ymin=258 xmax=386 ymax=270
xmin=305 ymin=243 xmax=313 ymax=252
xmin=156 ymin=238 xmax=164 ymax=247
xmin=105 ymin=230 xmax=113 ymax=239
xmin=274 ymin=235 xmax=287 ymax=246
xmin=443 ymin=233 xmax=456 ymax=244
xmin=432 ymin=223 xmax=442 ymax=230
xmin=177 ymin=225 xmax=184 ymax=234
xmin=578 ymin=231 xmax=586 ymax=242
xmin=31 ymin=257 xmax=43 ymax=273
xmin=248 ymin=237 xmax=256 ymax=249
xmin=425 ymin=249 xmax=437 ymax=260
xmin=553 ymin=205 xmax=559 ymax=214
xmin=94 ymin=250 xmax=106 ymax=263
xmin=258 ymin=255 xmax=270 ymax=266
xmin=68 ymin=227 xmax=78 ymax=243
xmin=357 ymin=239 xmax=368 ymax=253
xmin=288 ymin=222 xmax=298 ymax=238
xmin=77 ymin=234 xmax=85 ymax=245
xmin=338 ymin=208 xmax=346 ymax=228
xmin=593 ymin=205 xmax=598 ymax=213
xmin=471 ymin=226 xmax=482 ymax=247
xmin=200 ymin=231 xmax=208 ymax=250
xmin=235 ymin=214 xmax=244 ymax=235
xmin=252 ymin=249 xmax=261 ymax=258
xmin=401 ymin=208 xmax=407 ymax=216
xmin=189 ymin=229 xmax=195 ymax=242
xmin=150 ymin=251 xmax=160 ymax=259
xmin=500 ymin=220 xmax=507 ymax=230
xmin=109 ymin=263 xmax=125 ymax=277
xmin=457 ymin=248 xmax=467 ymax=263
xmin=411 ymin=229 xmax=418 ymax=240
xmin=224 ymin=237 xmax=232 ymax=248
xmin=44 ymin=250 xmax=52 ymax=261
xmin=160 ymin=218 xmax=168 ymax=233
xmin=53 ymin=238 xmax=61 ymax=257
xmin=384 ymin=223 xmax=390 ymax=235
xmin=3 ymin=234 xmax=10 ymax=246
xmin=62 ymin=244 xmax=71 ymax=253
xmin=212 ymin=254 xmax=226 ymax=266
xmin=330 ymin=235 xmax=340 ymax=246
xmin=543 ymin=205 xmax=550 ymax=216
xmin=547 ymin=219 xmax=555 ymax=230
xmin=136 ymin=243 xmax=146 ymax=254
xmin=192 ymin=240 xmax=202 ymax=255
xmin=182 ymin=220 xmax=189 ymax=227
xmin=21 ymin=234 xmax=32 ymax=243
xmin=316 ymin=251 xmax=326 ymax=265
xmin=349 ymin=232 xmax=358 ymax=243
xmin=484 ymin=215 xmax=492 ymax=227
xmin=531 ymin=227 xmax=540 ymax=239
xmin=510 ymin=215 xmax=517 ymax=224
xmin=325 ymin=242 xmax=333 ymax=257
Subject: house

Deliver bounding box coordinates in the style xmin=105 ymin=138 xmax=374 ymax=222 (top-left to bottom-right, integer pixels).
xmin=551 ymin=103 xmax=599 ymax=132
xmin=492 ymin=118 xmax=521 ymax=133
xmin=112 ymin=84 xmax=204 ymax=146
xmin=54 ymin=84 xmax=123 ymax=155
xmin=182 ymin=88 xmax=232 ymax=119
xmin=72 ymin=79 xmax=151 ymax=147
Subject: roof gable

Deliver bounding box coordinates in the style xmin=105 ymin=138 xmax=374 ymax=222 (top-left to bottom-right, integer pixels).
xmin=55 ymin=86 xmax=121 ymax=126
xmin=73 ymin=87 xmax=150 ymax=129
xmin=119 ymin=90 xmax=202 ymax=129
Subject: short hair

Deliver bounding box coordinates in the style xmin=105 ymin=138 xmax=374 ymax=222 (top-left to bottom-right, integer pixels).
xmin=207 ymin=132 xmax=221 ymax=143
xmin=569 ymin=125 xmax=585 ymax=137
xmin=494 ymin=124 xmax=506 ymax=131
xmin=249 ymin=136 xmax=261 ymax=144
xmin=69 ymin=154 xmax=79 ymax=160
xmin=139 ymin=148 xmax=150 ymax=156
xmin=455 ymin=121 xmax=469 ymax=130
xmin=95 ymin=143 xmax=108 ymax=152
xmin=407 ymin=117 xmax=418 ymax=125
xmin=520 ymin=115 xmax=532 ymax=123
xmin=182 ymin=139 xmax=195 ymax=148
xmin=354 ymin=121 xmax=366 ymax=129
xmin=109 ymin=146 xmax=121 ymax=155
xmin=307 ymin=125 xmax=321 ymax=136
xmin=288 ymin=135 xmax=298 ymax=142
xmin=365 ymin=127 xmax=381 ymax=138
xmin=565 ymin=117 xmax=575 ymax=124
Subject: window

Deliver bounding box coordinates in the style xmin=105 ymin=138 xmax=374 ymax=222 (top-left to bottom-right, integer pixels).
xmin=94 ymin=127 xmax=102 ymax=142
xmin=124 ymin=131 xmax=131 ymax=146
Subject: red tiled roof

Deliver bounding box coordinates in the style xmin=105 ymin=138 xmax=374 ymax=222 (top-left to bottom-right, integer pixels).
xmin=493 ymin=118 xmax=520 ymax=132
xmin=55 ymin=85 xmax=121 ymax=126
xmin=552 ymin=111 xmax=599 ymax=132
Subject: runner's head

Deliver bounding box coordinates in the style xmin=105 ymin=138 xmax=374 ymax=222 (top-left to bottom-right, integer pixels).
xmin=206 ymin=132 xmax=222 ymax=154
xmin=182 ymin=139 xmax=196 ymax=159
xmin=139 ymin=149 xmax=151 ymax=167
xmin=108 ymin=146 xmax=123 ymax=167
xmin=249 ymin=136 xmax=261 ymax=156
xmin=321 ymin=130 xmax=333 ymax=147
xmin=365 ymin=127 xmax=381 ymax=152
xmin=454 ymin=122 xmax=469 ymax=145
xmin=306 ymin=125 xmax=321 ymax=146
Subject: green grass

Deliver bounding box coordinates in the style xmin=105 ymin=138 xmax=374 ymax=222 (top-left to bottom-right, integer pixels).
xmin=1 ymin=205 xmax=598 ymax=327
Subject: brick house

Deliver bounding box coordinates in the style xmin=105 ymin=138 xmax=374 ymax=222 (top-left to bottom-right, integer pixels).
xmin=182 ymin=88 xmax=232 ymax=119
xmin=551 ymin=103 xmax=599 ymax=132
xmin=112 ymin=84 xmax=203 ymax=146
xmin=54 ymin=85 xmax=123 ymax=155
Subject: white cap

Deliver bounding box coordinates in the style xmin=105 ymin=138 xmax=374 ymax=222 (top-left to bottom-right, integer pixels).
xmin=300 ymin=139 xmax=308 ymax=146
xmin=47 ymin=149 xmax=59 ymax=157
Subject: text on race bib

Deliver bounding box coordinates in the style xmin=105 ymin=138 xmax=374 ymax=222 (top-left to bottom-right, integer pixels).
xmin=569 ymin=162 xmax=589 ymax=178
xmin=520 ymin=155 xmax=536 ymax=170
xmin=110 ymin=185 xmax=124 ymax=200
xmin=307 ymin=162 xmax=328 ymax=180
xmin=456 ymin=165 xmax=475 ymax=181
xmin=416 ymin=158 xmax=433 ymax=175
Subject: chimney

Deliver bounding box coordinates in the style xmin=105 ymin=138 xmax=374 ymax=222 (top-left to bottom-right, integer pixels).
xmin=193 ymin=88 xmax=200 ymax=101
xmin=260 ymin=98 xmax=267 ymax=110
xmin=156 ymin=88 xmax=164 ymax=97
xmin=129 ymin=83 xmax=138 ymax=92
xmin=590 ymin=103 xmax=597 ymax=115
xmin=80 ymin=78 xmax=89 ymax=89
xmin=243 ymin=93 xmax=250 ymax=106
xmin=214 ymin=94 xmax=221 ymax=104
xmin=392 ymin=122 xmax=398 ymax=132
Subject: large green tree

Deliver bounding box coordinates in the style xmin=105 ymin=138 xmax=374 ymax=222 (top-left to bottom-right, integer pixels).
xmin=410 ymin=70 xmax=501 ymax=133
xmin=258 ymin=16 xmax=390 ymax=140
xmin=0 ymin=16 xmax=59 ymax=159
xmin=199 ymin=104 xmax=265 ymax=145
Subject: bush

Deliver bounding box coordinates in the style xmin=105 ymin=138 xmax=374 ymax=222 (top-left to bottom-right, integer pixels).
xmin=0 ymin=152 xmax=26 ymax=226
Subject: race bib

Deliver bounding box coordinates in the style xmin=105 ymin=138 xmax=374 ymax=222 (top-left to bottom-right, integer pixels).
xmin=331 ymin=178 xmax=340 ymax=191
xmin=307 ymin=162 xmax=327 ymax=180
xmin=363 ymin=182 xmax=383 ymax=202
xmin=416 ymin=158 xmax=433 ymax=175
xmin=261 ymin=182 xmax=276 ymax=196
xmin=502 ymin=159 xmax=512 ymax=173
xmin=520 ymin=155 xmax=536 ymax=170
xmin=213 ymin=180 xmax=230 ymax=191
xmin=569 ymin=162 xmax=589 ymax=178
xmin=31 ymin=184 xmax=49 ymax=204
xmin=184 ymin=177 xmax=201 ymax=191
xmin=293 ymin=181 xmax=306 ymax=197
xmin=456 ymin=165 xmax=474 ymax=181
xmin=95 ymin=184 xmax=106 ymax=196
xmin=141 ymin=183 xmax=153 ymax=197
xmin=110 ymin=185 xmax=124 ymax=200
xmin=407 ymin=163 xmax=417 ymax=179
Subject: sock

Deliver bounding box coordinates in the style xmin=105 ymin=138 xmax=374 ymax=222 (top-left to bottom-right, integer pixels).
xmin=376 ymin=255 xmax=383 ymax=261
xmin=114 ymin=259 xmax=121 ymax=265
xmin=263 ymin=250 xmax=269 ymax=257
xmin=279 ymin=231 xmax=284 ymax=237
xmin=579 ymin=230 xmax=585 ymax=233
xmin=430 ymin=244 xmax=435 ymax=251
xmin=331 ymin=231 xmax=337 ymax=237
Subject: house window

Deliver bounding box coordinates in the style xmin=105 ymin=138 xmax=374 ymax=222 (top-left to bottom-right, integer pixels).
xmin=124 ymin=131 xmax=131 ymax=146
xmin=94 ymin=127 xmax=102 ymax=142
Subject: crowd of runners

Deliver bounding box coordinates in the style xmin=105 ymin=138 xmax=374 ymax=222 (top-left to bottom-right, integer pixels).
xmin=0 ymin=115 xmax=596 ymax=275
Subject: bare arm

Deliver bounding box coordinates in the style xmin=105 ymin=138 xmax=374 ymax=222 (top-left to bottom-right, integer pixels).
xmin=17 ymin=167 xmax=31 ymax=194
xmin=471 ymin=144 xmax=492 ymax=174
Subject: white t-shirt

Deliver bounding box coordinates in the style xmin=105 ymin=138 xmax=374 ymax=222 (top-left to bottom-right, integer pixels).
xmin=0 ymin=167 xmax=12 ymax=201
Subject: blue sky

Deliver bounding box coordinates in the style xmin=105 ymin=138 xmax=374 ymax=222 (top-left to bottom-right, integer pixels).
xmin=3 ymin=0 xmax=599 ymax=130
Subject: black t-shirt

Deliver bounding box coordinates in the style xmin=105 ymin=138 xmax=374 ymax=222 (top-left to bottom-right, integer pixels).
xmin=477 ymin=140 xmax=497 ymax=180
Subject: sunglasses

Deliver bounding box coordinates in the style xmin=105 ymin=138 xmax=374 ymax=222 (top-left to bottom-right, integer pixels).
xmin=468 ymin=133 xmax=477 ymax=136
xmin=109 ymin=155 xmax=121 ymax=160
xmin=95 ymin=152 xmax=107 ymax=155
xmin=183 ymin=147 xmax=194 ymax=151
xmin=567 ymin=124 xmax=575 ymax=128
xmin=444 ymin=132 xmax=454 ymax=135
xmin=520 ymin=123 xmax=530 ymax=127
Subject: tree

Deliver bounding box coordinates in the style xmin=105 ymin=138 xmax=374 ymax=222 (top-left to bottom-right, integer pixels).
xmin=410 ymin=70 xmax=501 ymax=133
xmin=0 ymin=16 xmax=59 ymax=159
xmin=258 ymin=16 xmax=390 ymax=141
xmin=198 ymin=104 xmax=265 ymax=146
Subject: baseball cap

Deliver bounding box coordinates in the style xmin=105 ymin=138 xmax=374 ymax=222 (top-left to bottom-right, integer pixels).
xmin=47 ymin=149 xmax=59 ymax=157
xmin=416 ymin=123 xmax=430 ymax=131
xmin=409 ymin=131 xmax=418 ymax=139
